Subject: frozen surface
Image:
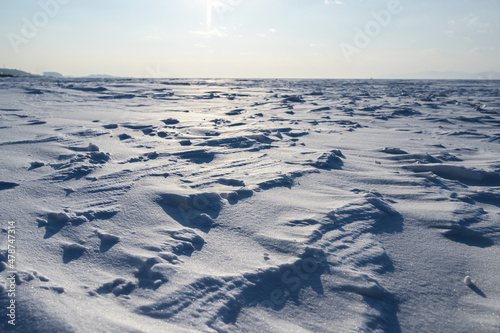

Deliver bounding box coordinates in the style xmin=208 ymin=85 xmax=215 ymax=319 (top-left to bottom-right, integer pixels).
xmin=0 ymin=78 xmax=499 ymax=332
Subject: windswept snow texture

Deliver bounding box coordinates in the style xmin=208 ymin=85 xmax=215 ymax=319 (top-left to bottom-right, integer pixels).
xmin=1 ymin=78 xmax=500 ymax=333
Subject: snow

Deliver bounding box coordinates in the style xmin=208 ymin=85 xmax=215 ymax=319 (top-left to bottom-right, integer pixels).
xmin=0 ymin=78 xmax=499 ymax=332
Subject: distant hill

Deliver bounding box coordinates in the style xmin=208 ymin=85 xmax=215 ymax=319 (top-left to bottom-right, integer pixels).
xmin=0 ymin=68 xmax=37 ymax=77
xmin=44 ymin=71 xmax=64 ymax=78
xmin=2 ymin=67 xmax=499 ymax=80
xmin=0 ymin=68 xmax=124 ymax=79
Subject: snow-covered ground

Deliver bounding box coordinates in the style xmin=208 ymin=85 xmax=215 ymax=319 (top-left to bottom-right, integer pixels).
xmin=0 ymin=78 xmax=499 ymax=332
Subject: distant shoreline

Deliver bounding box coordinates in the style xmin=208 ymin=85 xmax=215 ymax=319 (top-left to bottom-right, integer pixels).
xmin=0 ymin=76 xmax=499 ymax=82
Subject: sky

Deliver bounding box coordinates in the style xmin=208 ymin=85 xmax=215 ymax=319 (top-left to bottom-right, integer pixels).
xmin=0 ymin=0 xmax=499 ymax=78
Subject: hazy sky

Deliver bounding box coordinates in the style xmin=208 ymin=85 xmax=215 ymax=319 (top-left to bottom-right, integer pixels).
xmin=1 ymin=0 xmax=499 ymax=78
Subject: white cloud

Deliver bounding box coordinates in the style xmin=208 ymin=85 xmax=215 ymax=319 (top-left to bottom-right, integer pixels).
xmin=193 ymin=43 xmax=207 ymax=48
xmin=470 ymin=47 xmax=493 ymax=54
xmin=257 ymin=33 xmax=267 ymax=38
xmin=452 ymin=15 xmax=500 ymax=33
xmin=324 ymin=0 xmax=343 ymax=4
xmin=269 ymin=28 xmax=277 ymax=34
xmin=189 ymin=29 xmax=227 ymax=37
xmin=464 ymin=16 xmax=478 ymax=28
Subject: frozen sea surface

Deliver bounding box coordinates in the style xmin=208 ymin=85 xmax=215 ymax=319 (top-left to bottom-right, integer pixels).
xmin=0 ymin=78 xmax=499 ymax=332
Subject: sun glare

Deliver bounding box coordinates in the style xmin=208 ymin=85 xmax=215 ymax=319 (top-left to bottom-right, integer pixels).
xmin=206 ymin=0 xmax=212 ymax=29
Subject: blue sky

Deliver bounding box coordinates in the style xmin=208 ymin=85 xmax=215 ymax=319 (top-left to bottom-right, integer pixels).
xmin=0 ymin=0 xmax=499 ymax=78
